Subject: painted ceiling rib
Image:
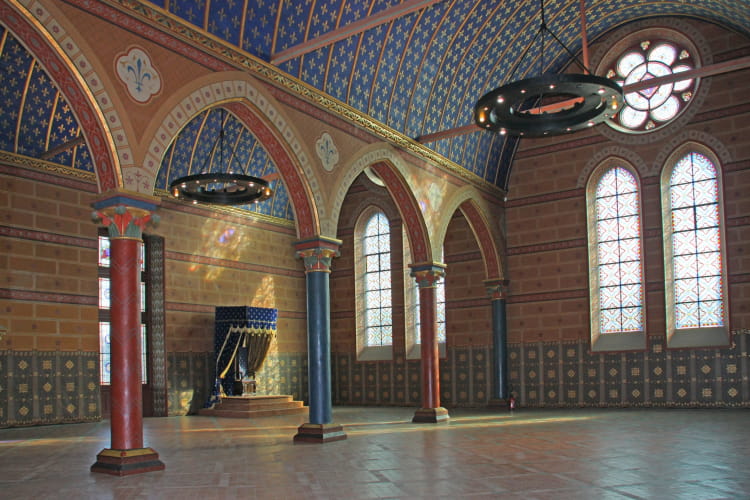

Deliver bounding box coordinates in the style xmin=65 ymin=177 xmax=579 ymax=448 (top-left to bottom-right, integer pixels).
xmin=416 ymin=55 xmax=750 ymax=144
xmin=270 ymin=0 xmax=442 ymax=65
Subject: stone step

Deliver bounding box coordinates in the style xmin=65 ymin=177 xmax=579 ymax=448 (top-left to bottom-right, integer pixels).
xmin=197 ymin=394 xmax=307 ymax=419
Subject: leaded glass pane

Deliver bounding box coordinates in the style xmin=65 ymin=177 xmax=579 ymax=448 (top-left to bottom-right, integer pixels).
xmin=609 ymin=39 xmax=696 ymax=133
xmin=669 ymin=152 xmax=723 ymax=329
xmin=674 ymin=254 xmax=698 ymax=278
xmin=675 ymin=278 xmax=698 ymax=303
xmin=620 ymin=261 xmax=642 ymax=285
xmin=597 ymin=218 xmax=619 ymax=242
xmin=621 ymin=284 xmax=641 ymax=308
xmin=99 ymin=322 xmax=111 ymax=384
xmin=98 ymin=236 xmax=110 ymax=267
xmin=693 ymin=180 xmax=717 ymax=206
xmin=618 ymin=216 xmax=640 ymax=240
xmin=596 ymin=195 xmax=618 ymax=219
xmin=363 ymin=211 xmax=392 ymax=347
xmin=600 ymin=286 xmax=621 ymax=309
xmin=700 ymin=300 xmax=723 ymax=327
xmin=619 ymin=238 xmax=641 ymax=262
xmin=649 ymin=43 xmax=677 ymax=66
xmin=141 ymin=325 xmax=148 ymax=383
xmin=621 ymin=307 xmax=642 ymax=331
xmin=601 ymin=309 xmax=622 ymax=333
xmin=599 ymin=263 xmax=620 ymax=286
xmin=617 ymin=51 xmax=644 ymax=78
xmin=617 ymin=192 xmax=639 ymax=217
xmin=99 ymin=277 xmax=110 ymax=309
xmin=670 ymin=183 xmax=694 ymax=209
xmin=698 ymin=276 xmax=722 ymax=301
xmin=595 ymin=167 xmax=643 ymax=334
xmin=620 ymin=107 xmax=648 ymax=128
xmin=672 ymin=207 xmax=695 ymax=232
xmin=676 ymin=302 xmax=699 ymax=329
xmin=697 ymin=251 xmax=721 ymax=277
xmin=366 ymin=255 xmax=379 ymax=272
xmin=695 ymin=228 xmax=720 ymax=254
xmin=695 ymin=204 xmax=719 ymax=229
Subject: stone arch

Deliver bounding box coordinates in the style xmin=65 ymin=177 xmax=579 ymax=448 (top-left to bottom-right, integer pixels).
xmin=578 ymin=146 xmax=648 ymax=188
xmin=652 ymin=130 xmax=733 ymax=177
xmin=331 ymin=144 xmax=432 ymax=263
xmin=140 ymin=74 xmax=322 ymax=239
xmin=3 ymin=1 xmax=121 ymax=192
xmin=435 ymin=186 xmax=505 ymax=281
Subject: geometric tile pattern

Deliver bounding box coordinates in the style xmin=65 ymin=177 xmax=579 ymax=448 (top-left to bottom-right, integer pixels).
xmin=509 ymin=330 xmax=750 ymax=408
xmin=0 ymin=351 xmax=100 ymax=427
xmin=330 ymin=330 xmax=750 ymax=409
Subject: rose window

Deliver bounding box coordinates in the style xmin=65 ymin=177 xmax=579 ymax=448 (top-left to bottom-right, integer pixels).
xmin=607 ymin=41 xmax=696 ymax=133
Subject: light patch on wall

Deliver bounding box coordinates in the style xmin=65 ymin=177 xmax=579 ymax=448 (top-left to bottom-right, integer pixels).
xmin=250 ymin=275 xmax=276 ymax=309
xmin=189 ymin=221 xmax=245 ymax=282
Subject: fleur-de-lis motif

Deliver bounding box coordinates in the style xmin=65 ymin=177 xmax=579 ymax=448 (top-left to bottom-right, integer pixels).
xmin=116 ymin=47 xmax=161 ymax=104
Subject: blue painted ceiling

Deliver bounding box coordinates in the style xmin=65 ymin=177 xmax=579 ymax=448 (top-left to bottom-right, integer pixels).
xmin=2 ymin=0 xmax=749 ymax=222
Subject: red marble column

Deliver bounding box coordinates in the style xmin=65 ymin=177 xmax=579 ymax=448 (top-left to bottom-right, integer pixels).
xmin=90 ymin=200 xmax=164 ymax=476
xmin=109 ymin=237 xmax=144 ymax=450
xmin=411 ymin=264 xmax=449 ymax=423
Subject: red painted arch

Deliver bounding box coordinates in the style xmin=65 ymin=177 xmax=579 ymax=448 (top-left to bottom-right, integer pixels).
xmin=1 ymin=3 xmax=118 ymax=192
xmin=226 ymin=102 xmax=318 ymax=239
xmin=371 ymin=161 xmax=430 ymax=263
xmin=460 ymin=200 xmax=502 ymax=281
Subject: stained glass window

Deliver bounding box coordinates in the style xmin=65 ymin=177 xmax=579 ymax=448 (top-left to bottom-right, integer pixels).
xmin=415 ymin=277 xmax=446 ymax=343
xmin=595 ymin=167 xmax=644 ymax=333
xmin=98 ymin=234 xmax=148 ymax=384
xmin=363 ymin=212 xmax=392 ymax=346
xmin=669 ymin=152 xmax=723 ymax=328
xmin=607 ymin=40 xmax=696 ymax=133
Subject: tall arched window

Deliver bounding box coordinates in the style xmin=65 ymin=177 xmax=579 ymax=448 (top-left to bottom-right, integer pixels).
xmin=355 ymin=208 xmax=394 ymax=360
xmin=662 ymin=146 xmax=728 ymax=347
xmin=587 ymin=162 xmax=647 ymax=351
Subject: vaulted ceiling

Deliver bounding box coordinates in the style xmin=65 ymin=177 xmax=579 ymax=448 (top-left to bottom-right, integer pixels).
xmin=2 ymin=0 xmax=749 ymax=221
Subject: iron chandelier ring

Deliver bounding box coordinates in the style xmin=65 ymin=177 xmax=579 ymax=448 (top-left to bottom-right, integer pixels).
xmin=474 ymin=73 xmax=623 ymax=137
xmin=169 ymin=172 xmax=272 ymax=205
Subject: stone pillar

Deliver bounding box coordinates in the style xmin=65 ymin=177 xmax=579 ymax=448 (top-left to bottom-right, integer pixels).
xmin=90 ymin=195 xmax=165 ymax=476
xmin=411 ymin=263 xmax=449 ymax=423
xmin=293 ymin=237 xmax=347 ymax=443
xmin=486 ymin=279 xmax=510 ymax=405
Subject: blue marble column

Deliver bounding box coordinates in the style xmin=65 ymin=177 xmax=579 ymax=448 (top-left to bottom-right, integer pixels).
xmin=486 ymin=280 xmax=510 ymax=402
xmin=293 ymin=237 xmax=346 ymax=443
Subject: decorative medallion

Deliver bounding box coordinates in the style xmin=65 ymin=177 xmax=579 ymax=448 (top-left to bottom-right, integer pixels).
xmin=315 ymin=132 xmax=339 ymax=171
xmin=116 ymin=47 xmax=162 ymax=103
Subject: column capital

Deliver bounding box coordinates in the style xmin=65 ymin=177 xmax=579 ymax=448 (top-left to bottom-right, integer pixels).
xmin=92 ymin=205 xmax=159 ymax=239
xmin=294 ymin=237 xmax=342 ymax=273
xmin=92 ymin=191 xmax=160 ymax=239
xmin=410 ymin=262 xmax=446 ymax=288
xmin=484 ymin=279 xmax=510 ymax=300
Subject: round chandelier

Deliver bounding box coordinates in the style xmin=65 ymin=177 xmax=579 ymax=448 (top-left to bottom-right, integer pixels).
xmin=474 ymin=0 xmax=623 ymax=137
xmin=169 ymin=108 xmax=273 ymax=206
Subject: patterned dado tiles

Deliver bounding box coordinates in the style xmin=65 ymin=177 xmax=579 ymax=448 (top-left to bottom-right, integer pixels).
xmin=330 ymin=330 xmax=750 ymax=409
xmin=0 ymin=351 xmax=100 ymax=427
xmin=509 ymin=330 xmax=750 ymax=408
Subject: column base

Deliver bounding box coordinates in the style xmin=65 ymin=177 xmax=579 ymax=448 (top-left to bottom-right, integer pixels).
xmin=412 ymin=407 xmax=450 ymax=423
xmin=488 ymin=398 xmax=513 ymax=409
xmin=293 ymin=423 xmax=347 ymax=443
xmin=91 ymin=447 xmax=165 ymax=476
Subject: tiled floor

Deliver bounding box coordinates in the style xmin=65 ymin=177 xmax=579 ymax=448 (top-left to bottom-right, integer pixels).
xmin=1 ymin=407 xmax=749 ymax=499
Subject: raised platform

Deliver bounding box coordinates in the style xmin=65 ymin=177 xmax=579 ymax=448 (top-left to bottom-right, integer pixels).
xmin=198 ymin=395 xmax=307 ymax=418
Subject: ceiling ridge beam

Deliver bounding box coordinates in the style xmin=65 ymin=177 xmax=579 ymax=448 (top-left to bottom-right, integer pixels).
xmin=271 ymin=0 xmax=442 ymax=65
xmin=417 ymin=55 xmax=750 ymax=143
